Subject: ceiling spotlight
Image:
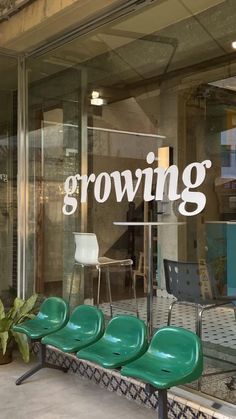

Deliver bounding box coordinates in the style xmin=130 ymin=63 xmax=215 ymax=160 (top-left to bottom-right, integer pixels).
xmin=90 ymin=90 xmax=106 ymax=106
xmin=232 ymin=41 xmax=236 ymax=49
xmin=92 ymin=91 xmax=99 ymax=99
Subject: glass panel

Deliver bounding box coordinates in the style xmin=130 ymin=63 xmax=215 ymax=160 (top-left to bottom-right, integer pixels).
xmin=0 ymin=54 xmax=18 ymax=306
xmin=26 ymin=0 xmax=236 ymax=403
xmin=27 ymin=66 xmax=84 ymax=301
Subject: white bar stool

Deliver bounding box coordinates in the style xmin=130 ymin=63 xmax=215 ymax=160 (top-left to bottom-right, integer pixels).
xmin=70 ymin=232 xmax=139 ymax=317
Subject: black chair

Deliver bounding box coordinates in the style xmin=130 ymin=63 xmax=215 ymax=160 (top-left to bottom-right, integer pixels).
xmin=163 ymin=259 xmax=236 ymax=338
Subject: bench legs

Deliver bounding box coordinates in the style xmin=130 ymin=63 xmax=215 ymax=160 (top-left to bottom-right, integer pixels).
xmin=146 ymin=385 xmax=168 ymax=419
xmin=16 ymin=343 xmax=68 ymax=385
xmin=158 ymin=389 xmax=168 ymax=419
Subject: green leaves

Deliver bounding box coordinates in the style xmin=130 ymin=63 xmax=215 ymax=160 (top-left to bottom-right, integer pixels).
xmin=5 ymin=294 xmax=38 ymax=324
xmin=0 ymin=294 xmax=38 ymax=362
xmin=11 ymin=331 xmax=29 ymax=363
xmin=18 ymin=294 xmax=38 ymax=320
xmin=0 ymin=318 xmax=12 ymax=332
xmin=0 ymin=331 xmax=9 ymax=354
xmin=13 ymin=297 xmax=25 ymax=311
xmin=0 ymin=299 xmax=5 ymax=320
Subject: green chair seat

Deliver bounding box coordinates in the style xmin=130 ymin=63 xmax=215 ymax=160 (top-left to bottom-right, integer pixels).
xmin=12 ymin=297 xmax=69 ymax=340
xmin=42 ymin=305 xmax=105 ymax=353
xmin=13 ymin=297 xmax=70 ymax=386
xmin=121 ymin=326 xmax=203 ymax=389
xmin=77 ymin=315 xmax=148 ymax=369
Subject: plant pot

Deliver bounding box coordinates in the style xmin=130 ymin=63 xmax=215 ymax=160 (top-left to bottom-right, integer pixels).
xmin=0 ymin=347 xmax=13 ymax=365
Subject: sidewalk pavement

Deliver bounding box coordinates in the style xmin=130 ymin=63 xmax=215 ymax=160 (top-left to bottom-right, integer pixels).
xmin=0 ymin=357 xmax=157 ymax=419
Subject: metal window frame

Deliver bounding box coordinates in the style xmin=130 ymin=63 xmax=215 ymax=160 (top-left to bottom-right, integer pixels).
xmin=26 ymin=1 xmax=155 ymax=58
xmin=17 ymin=54 xmax=28 ymax=299
xmin=0 ymin=47 xmax=23 ymax=297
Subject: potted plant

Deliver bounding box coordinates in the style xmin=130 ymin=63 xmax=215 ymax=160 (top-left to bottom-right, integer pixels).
xmin=0 ymin=294 xmax=38 ymax=365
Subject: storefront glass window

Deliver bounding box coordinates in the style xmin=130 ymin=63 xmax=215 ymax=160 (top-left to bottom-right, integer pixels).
xmin=27 ymin=66 xmax=84 ymax=300
xmin=27 ymin=0 xmax=236 ymax=403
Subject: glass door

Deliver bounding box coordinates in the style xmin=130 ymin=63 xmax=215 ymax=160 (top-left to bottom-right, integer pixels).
xmin=0 ymin=52 xmax=18 ymax=306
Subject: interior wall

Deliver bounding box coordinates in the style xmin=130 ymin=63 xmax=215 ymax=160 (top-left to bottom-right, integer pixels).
xmin=89 ymin=94 xmax=161 ymax=261
xmin=157 ymin=82 xmax=180 ymax=289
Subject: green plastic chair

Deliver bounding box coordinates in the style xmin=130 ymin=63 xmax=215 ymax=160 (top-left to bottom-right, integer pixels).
xmin=13 ymin=296 xmax=69 ymax=339
xmin=42 ymin=305 xmax=105 ymax=352
xmin=121 ymin=326 xmax=203 ymax=419
xmin=77 ymin=315 xmax=148 ymax=369
xmin=13 ymin=297 xmax=70 ymax=385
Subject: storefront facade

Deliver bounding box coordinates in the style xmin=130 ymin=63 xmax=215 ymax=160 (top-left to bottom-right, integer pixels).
xmin=0 ymin=0 xmax=235 ymax=408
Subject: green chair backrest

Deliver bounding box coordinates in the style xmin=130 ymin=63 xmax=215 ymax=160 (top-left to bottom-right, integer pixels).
xmin=68 ymin=305 xmax=105 ymax=336
xmin=37 ymin=297 xmax=69 ymax=326
xmin=149 ymin=326 xmax=203 ymax=380
xmin=105 ymin=315 xmax=148 ymax=350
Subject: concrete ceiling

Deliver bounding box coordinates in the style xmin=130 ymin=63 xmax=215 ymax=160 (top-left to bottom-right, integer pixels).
xmin=0 ymin=0 xmax=226 ymax=53
xmin=27 ymin=0 xmax=236 ymax=91
xmin=1 ymin=0 xmax=234 ymax=95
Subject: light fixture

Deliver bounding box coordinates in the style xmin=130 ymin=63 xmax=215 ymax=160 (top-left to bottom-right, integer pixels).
xmin=232 ymin=41 xmax=236 ymax=49
xmin=90 ymin=90 xmax=106 ymax=106
xmin=157 ymin=146 xmax=173 ymax=168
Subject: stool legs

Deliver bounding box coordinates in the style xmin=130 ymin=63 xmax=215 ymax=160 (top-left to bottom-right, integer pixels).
xmin=131 ymin=265 xmax=139 ymax=317
xmin=96 ymin=266 xmax=112 ymax=317
xmin=69 ymin=264 xmax=83 ymax=306
xmin=96 ymin=264 xmax=138 ymax=318
xmin=106 ymin=267 xmax=113 ymax=318
xmin=96 ymin=267 xmax=102 ymax=308
xmin=69 ymin=264 xmax=76 ymax=305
